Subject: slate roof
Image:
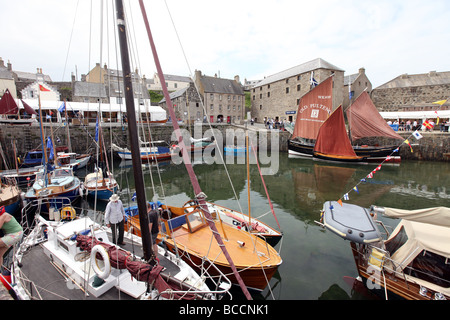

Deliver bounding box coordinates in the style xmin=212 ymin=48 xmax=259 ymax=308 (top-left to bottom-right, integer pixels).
xmin=344 ymin=73 xmax=359 ymax=86
xmin=376 ymin=71 xmax=450 ymax=89
xmin=73 ymin=82 xmax=107 ymax=98
xmin=199 ymin=75 xmax=244 ymax=95
xmin=255 ymin=58 xmax=344 ymax=87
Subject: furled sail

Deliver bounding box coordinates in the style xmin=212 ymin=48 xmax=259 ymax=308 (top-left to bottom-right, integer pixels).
xmin=291 ymin=77 xmax=333 ymax=140
xmin=346 ymin=91 xmax=403 ymax=141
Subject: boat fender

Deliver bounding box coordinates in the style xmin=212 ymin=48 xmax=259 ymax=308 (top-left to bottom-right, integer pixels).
xmin=91 ymin=245 xmax=111 ymax=280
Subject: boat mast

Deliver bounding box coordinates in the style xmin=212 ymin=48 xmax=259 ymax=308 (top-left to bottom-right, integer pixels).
xmin=115 ymin=0 xmax=153 ymax=262
xmin=138 ymin=0 xmax=252 ymax=300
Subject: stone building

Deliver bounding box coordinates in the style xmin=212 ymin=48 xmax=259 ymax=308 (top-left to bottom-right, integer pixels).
xmin=250 ymin=58 xmax=344 ymax=124
xmin=371 ymin=71 xmax=450 ymax=112
xmin=193 ymin=70 xmax=245 ymax=123
xmin=159 ymin=82 xmax=203 ymax=123
xmin=0 ymin=58 xmax=17 ymax=98
xmin=344 ymin=67 xmax=372 ymax=110
xmin=145 ymin=73 xmax=192 ymax=92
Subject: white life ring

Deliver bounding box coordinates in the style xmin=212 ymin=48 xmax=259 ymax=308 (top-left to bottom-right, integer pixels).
xmin=91 ymin=245 xmax=111 ymax=280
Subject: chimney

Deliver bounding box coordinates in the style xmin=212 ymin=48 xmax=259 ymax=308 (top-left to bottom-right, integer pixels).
xmin=359 ymin=68 xmax=365 ymax=75
xmin=428 ymin=71 xmax=437 ymax=77
xmin=0 ymin=57 xmax=4 ymax=68
xmin=234 ymin=75 xmax=240 ymax=83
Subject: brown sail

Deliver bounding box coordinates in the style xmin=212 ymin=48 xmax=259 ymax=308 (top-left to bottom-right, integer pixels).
xmin=347 ymin=91 xmax=403 ymax=141
xmin=291 ymin=76 xmax=333 ymax=140
xmin=0 ymin=89 xmax=18 ymax=115
xmin=313 ymin=105 xmax=364 ymax=162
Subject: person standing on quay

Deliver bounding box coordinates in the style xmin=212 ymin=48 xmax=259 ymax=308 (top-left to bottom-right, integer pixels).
xmin=105 ymin=194 xmax=125 ymax=245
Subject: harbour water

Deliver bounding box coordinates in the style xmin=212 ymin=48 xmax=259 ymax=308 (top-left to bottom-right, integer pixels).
xmin=75 ymin=153 xmax=449 ymax=300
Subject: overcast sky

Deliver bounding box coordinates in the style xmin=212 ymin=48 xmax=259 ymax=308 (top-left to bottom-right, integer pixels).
xmin=2 ymin=0 xmax=449 ymax=88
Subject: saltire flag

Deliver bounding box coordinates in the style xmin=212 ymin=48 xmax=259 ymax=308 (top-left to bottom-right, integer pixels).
xmin=39 ymin=84 xmax=50 ymax=92
xmin=404 ymin=139 xmax=413 ymax=152
xmin=412 ymin=130 xmax=423 ymax=140
xmin=58 ymin=102 xmax=65 ymax=113
xmin=343 ymin=193 xmax=349 ymax=201
xmin=95 ymin=117 xmax=99 ymax=142
xmin=46 ymin=137 xmax=54 ymax=160
xmin=353 ymin=186 xmax=359 ymax=193
xmin=422 ymin=120 xmax=434 ymax=130
xmin=310 ymin=71 xmax=318 ymax=87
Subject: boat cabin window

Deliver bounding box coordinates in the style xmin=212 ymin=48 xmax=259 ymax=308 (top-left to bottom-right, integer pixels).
xmin=185 ymin=210 xmax=207 ymax=233
xmin=384 ymin=226 xmax=408 ymax=256
xmin=406 ymin=250 xmax=450 ymax=289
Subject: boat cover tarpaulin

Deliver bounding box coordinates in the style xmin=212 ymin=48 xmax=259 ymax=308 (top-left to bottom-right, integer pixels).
xmin=291 ymin=77 xmax=333 ymax=140
xmin=383 ymin=206 xmax=450 ymax=228
xmin=346 ymin=92 xmax=403 ymax=141
xmin=314 ymin=106 xmax=358 ymax=157
xmin=322 ymin=201 xmax=382 ymax=244
xmin=0 ymin=89 xmax=18 ymax=115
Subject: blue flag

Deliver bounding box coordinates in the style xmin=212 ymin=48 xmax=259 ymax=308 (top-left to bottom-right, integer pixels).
xmin=95 ymin=117 xmax=99 ymax=142
xmin=46 ymin=137 xmax=54 ymax=160
xmin=58 ymin=102 xmax=65 ymax=113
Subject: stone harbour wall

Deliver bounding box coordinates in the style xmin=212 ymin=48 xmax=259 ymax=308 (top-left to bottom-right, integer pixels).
xmin=0 ymin=123 xmax=448 ymax=167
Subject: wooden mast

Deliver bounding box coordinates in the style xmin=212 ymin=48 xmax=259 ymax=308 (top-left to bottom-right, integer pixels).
xmin=115 ymin=0 xmax=153 ymax=262
xmin=138 ymin=0 xmax=252 ymax=300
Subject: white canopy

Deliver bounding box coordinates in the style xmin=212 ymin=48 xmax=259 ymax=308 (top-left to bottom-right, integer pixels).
xmin=380 ymin=110 xmax=450 ymax=120
xmin=18 ymin=99 xmax=167 ymax=122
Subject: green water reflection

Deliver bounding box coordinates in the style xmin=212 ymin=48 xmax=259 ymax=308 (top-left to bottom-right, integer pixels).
xmin=110 ymin=154 xmax=450 ymax=300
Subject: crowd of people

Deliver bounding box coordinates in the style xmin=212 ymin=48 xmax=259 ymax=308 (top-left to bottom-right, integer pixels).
xmin=387 ymin=119 xmax=450 ymax=132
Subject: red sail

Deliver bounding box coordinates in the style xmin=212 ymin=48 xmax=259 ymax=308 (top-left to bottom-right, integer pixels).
xmin=21 ymin=99 xmax=38 ymax=115
xmin=0 ymin=89 xmax=18 ymax=115
xmin=291 ymin=77 xmax=333 ymax=140
xmin=347 ymin=91 xmax=403 ymax=141
xmin=314 ymin=105 xmax=358 ymax=157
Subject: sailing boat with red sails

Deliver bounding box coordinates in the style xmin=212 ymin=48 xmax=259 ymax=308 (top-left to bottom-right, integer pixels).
xmin=287 ymin=76 xmax=333 ymax=157
xmin=347 ymin=91 xmax=403 ymax=163
xmin=313 ymin=105 xmax=365 ymax=163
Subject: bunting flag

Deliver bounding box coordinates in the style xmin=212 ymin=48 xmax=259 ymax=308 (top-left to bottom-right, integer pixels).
xmin=337 ymin=199 xmax=343 ymax=206
xmin=422 ymin=120 xmax=434 ymax=130
xmin=432 ymin=99 xmax=447 ymax=106
xmin=39 ymin=84 xmax=50 ymax=92
xmin=353 ymin=186 xmax=359 ymax=193
xmin=434 ymin=111 xmax=440 ymax=125
xmin=404 ymin=139 xmax=413 ymax=152
xmin=385 ymin=155 xmax=392 ymax=162
xmin=367 ymin=172 xmax=374 ymax=179
xmin=393 ymin=147 xmax=399 ymax=153
xmin=343 ymin=193 xmax=349 ymax=201
xmin=412 ymin=130 xmax=423 ymax=140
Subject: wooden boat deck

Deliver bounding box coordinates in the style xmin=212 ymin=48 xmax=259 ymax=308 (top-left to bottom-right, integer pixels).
xmin=16 ymin=236 xmax=180 ymax=300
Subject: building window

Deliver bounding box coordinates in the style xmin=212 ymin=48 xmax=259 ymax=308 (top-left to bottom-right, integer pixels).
xmin=210 ymin=94 xmax=214 ymax=100
xmin=268 ymin=84 xmax=270 ymax=89
xmin=267 ymin=92 xmax=270 ymax=98
xmin=286 ymin=87 xmax=290 ymax=94
xmin=286 ymin=79 xmax=289 ymax=84
xmin=297 ymin=75 xmax=301 ymax=80
xmin=297 ymin=84 xmax=301 ymax=92
xmin=210 ymin=104 xmax=214 ymax=111
xmin=260 ymin=105 xmax=262 ymax=110
xmin=260 ymin=94 xmax=262 ymax=99
xmin=253 ymin=95 xmax=255 ymax=101
xmin=219 ymin=94 xmax=222 ymax=101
